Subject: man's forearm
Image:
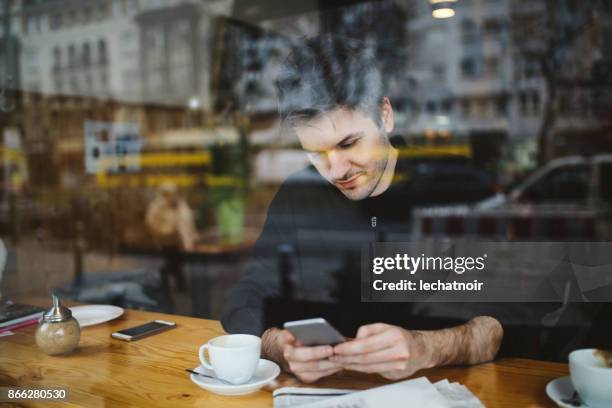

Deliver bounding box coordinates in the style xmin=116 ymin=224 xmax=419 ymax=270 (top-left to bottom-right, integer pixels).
xmin=419 ymin=316 xmax=503 ymax=368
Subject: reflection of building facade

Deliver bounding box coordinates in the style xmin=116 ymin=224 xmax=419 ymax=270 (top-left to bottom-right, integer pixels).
xmin=135 ymin=0 xmax=233 ymax=109
xmin=13 ymin=0 xmax=142 ymax=187
xmin=0 ymin=3 xmax=21 ymax=95
xmin=4 ymin=0 xmax=610 ymax=189
xmin=405 ymin=0 xmax=610 ymax=174
xmin=3 ymin=0 xmax=235 ymax=188
xmin=223 ymin=1 xmax=407 ymax=116
xmin=511 ymin=0 xmax=612 ymax=159
xmin=405 ymin=0 xmax=529 ymax=174
xmin=137 ymin=3 xmax=201 ymax=106
xmin=0 ymin=1 xmax=23 ymax=118
xmin=18 ymin=0 xmax=140 ymax=100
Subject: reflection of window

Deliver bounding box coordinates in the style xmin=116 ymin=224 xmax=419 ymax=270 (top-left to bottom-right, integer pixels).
xmin=559 ymin=91 xmax=570 ymax=114
xmin=524 ymin=59 xmax=539 ymax=78
xmin=519 ymin=92 xmax=528 ymax=115
xmin=145 ymin=30 xmax=164 ymax=68
xmin=53 ymin=47 xmax=61 ymax=69
xmin=433 ymin=64 xmax=445 ymax=81
xmin=125 ymin=0 xmax=137 ymax=15
xmin=169 ymin=21 xmax=192 ymax=65
xmin=39 ymin=15 xmax=48 ymax=32
xmin=600 ymin=163 xmax=612 ymax=201
xmin=518 ymin=91 xmax=540 ymax=116
xmin=461 ymin=57 xmax=478 ymax=77
xmin=98 ymin=39 xmax=108 ymax=65
xmin=83 ymin=7 xmax=92 ymax=23
xmin=147 ymin=69 xmax=165 ymax=94
xmin=51 ymin=13 xmax=61 ymax=30
xmin=70 ymin=76 xmax=79 ymax=93
xmin=426 ymin=101 xmax=436 ymax=114
xmin=100 ymin=71 xmax=108 ymax=90
xmin=496 ymin=95 xmax=507 ymax=116
xmin=461 ymin=18 xmax=478 ymax=44
xmin=478 ymin=98 xmax=489 ymax=116
xmin=531 ymin=92 xmax=540 ymax=115
xmin=579 ymin=91 xmax=590 ymax=115
xmin=98 ymin=3 xmax=108 ymax=20
xmin=176 ymin=21 xmax=191 ymax=43
xmin=85 ymin=74 xmax=93 ymax=92
xmin=441 ymin=99 xmax=452 ymax=113
xmin=461 ymin=99 xmax=470 ymax=117
xmin=26 ymin=16 xmax=37 ymax=34
xmin=169 ymin=65 xmax=192 ymax=97
xmin=67 ymin=10 xmax=77 ymax=26
xmin=68 ymin=44 xmax=76 ymax=68
xmin=482 ymin=18 xmax=502 ymax=38
xmin=82 ymin=43 xmax=91 ymax=66
xmin=113 ymin=0 xmax=123 ymax=17
xmin=522 ymin=164 xmax=590 ymax=202
xmin=145 ymin=29 xmax=159 ymax=48
xmin=483 ymin=57 xmax=499 ymax=76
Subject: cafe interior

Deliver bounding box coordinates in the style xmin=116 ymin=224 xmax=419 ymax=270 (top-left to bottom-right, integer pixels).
xmin=1 ymin=0 xmax=611 ymax=406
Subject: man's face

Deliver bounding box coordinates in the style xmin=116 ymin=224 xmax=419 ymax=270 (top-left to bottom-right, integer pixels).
xmin=294 ymin=106 xmax=394 ymax=201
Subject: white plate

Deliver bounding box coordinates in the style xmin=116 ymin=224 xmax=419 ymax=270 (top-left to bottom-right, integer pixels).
xmin=190 ymin=359 xmax=280 ymax=396
xmin=70 ymin=305 xmax=124 ymax=327
xmin=546 ymin=376 xmax=588 ymax=408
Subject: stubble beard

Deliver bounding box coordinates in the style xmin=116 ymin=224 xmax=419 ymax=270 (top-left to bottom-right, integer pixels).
xmin=339 ymin=149 xmax=389 ymax=201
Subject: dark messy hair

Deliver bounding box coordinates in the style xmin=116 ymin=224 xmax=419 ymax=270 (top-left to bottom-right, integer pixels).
xmin=276 ymin=35 xmax=386 ymax=128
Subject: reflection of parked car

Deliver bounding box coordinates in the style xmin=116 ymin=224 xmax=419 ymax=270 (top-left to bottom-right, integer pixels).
xmin=414 ymin=155 xmax=612 ymax=240
xmin=405 ymin=158 xmax=498 ymax=206
xmin=480 ymin=155 xmax=612 ymax=210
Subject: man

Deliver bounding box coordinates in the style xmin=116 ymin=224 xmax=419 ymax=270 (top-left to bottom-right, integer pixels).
xmin=222 ymin=36 xmax=503 ymax=383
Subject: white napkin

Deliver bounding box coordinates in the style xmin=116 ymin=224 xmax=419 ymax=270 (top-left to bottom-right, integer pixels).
xmin=273 ymin=387 xmax=354 ymax=407
xmin=273 ymin=377 xmax=485 ymax=408
xmin=433 ymin=380 xmax=485 ymax=408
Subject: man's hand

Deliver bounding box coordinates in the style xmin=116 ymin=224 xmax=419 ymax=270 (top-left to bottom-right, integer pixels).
xmin=261 ymin=328 xmax=342 ymax=383
xmin=330 ymin=323 xmax=433 ymax=380
xmin=331 ymin=317 xmax=502 ymax=380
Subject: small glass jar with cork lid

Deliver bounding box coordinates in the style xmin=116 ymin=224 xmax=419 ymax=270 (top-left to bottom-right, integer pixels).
xmin=35 ymin=294 xmax=80 ymax=355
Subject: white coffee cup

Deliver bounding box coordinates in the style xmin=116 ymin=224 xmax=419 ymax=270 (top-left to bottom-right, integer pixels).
xmin=199 ymin=334 xmax=261 ymax=385
xmin=569 ymin=348 xmax=612 ymax=408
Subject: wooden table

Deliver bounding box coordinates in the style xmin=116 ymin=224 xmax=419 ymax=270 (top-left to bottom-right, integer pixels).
xmin=0 ymin=307 xmax=568 ymax=407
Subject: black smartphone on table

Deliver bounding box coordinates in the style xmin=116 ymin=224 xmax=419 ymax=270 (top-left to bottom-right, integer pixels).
xmin=111 ymin=320 xmax=176 ymax=341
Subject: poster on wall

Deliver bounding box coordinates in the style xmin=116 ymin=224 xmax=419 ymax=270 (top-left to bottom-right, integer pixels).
xmin=84 ymin=121 xmax=141 ymax=174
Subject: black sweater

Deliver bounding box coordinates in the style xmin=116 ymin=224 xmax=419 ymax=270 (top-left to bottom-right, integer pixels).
xmin=221 ymin=165 xmax=611 ymax=361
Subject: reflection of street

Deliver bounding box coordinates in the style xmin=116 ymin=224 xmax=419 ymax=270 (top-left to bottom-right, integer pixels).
xmin=414 ymin=155 xmax=612 ymax=241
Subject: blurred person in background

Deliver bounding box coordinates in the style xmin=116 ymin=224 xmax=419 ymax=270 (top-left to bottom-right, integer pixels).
xmin=146 ymin=181 xmax=198 ymax=251
xmin=146 ymin=181 xmax=198 ymax=291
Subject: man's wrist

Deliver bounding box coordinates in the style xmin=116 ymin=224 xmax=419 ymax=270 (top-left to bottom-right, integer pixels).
xmin=413 ymin=330 xmax=440 ymax=369
xmin=261 ymin=328 xmax=280 ymax=359
xmin=261 ymin=328 xmax=288 ymax=370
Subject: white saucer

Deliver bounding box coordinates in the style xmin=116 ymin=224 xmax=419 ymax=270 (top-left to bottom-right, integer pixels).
xmin=70 ymin=305 xmax=124 ymax=327
xmin=546 ymin=376 xmax=588 ymax=408
xmin=189 ymin=359 xmax=280 ymax=396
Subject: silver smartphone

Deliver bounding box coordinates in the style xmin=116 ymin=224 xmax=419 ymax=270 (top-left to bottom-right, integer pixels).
xmin=283 ymin=318 xmax=345 ymax=346
xmin=111 ymin=320 xmax=176 ymax=341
